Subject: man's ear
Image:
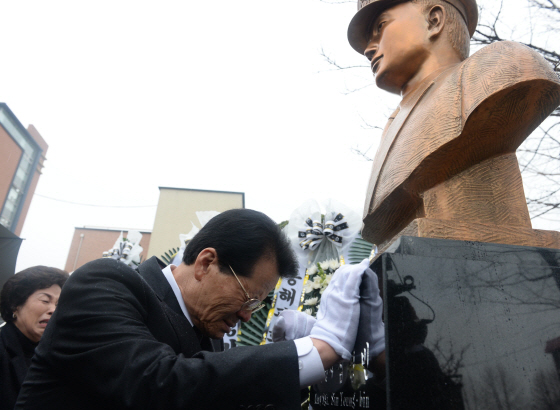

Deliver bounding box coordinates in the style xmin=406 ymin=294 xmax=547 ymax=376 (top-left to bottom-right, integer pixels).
xmin=193 ymin=248 xmax=218 ymax=281
xmin=427 ymin=5 xmax=445 ymax=40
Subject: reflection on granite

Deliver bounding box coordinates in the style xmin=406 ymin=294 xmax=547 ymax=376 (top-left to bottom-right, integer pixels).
xmin=380 ymin=237 xmax=560 ymax=409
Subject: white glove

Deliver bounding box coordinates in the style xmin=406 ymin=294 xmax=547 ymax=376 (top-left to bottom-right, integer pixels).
xmin=272 ymin=310 xmax=317 ymax=342
xmin=310 ymin=258 xmax=370 ymax=361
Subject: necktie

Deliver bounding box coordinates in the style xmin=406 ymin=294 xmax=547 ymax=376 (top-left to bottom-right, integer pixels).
xmin=192 ymin=326 xmax=214 ymax=352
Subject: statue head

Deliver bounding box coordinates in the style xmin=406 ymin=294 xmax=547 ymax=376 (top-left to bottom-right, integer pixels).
xmin=348 ymin=0 xmax=478 ymax=95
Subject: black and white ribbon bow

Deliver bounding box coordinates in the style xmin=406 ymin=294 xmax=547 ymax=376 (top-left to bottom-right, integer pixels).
xmin=298 ymin=213 xmax=349 ymax=250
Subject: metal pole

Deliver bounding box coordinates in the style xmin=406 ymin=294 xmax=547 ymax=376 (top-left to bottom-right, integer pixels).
xmin=72 ymin=233 xmax=85 ymax=272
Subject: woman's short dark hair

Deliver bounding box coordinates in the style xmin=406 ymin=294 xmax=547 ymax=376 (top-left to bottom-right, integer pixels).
xmin=183 ymin=209 xmax=298 ymax=278
xmin=1 ymin=266 xmax=69 ymax=322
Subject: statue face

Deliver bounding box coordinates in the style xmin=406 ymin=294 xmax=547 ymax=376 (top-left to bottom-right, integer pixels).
xmin=364 ymin=2 xmax=431 ymax=95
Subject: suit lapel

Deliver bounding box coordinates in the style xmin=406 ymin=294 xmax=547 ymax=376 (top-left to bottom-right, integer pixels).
xmin=364 ymin=66 xmax=456 ymax=216
xmin=136 ymin=257 xmax=204 ymax=356
xmin=161 ymin=304 xmax=203 ymax=356
xmin=137 ymin=257 xmax=183 ymax=315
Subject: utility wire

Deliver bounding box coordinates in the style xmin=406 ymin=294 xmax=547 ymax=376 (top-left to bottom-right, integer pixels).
xmin=34 ymin=193 xmax=157 ymax=208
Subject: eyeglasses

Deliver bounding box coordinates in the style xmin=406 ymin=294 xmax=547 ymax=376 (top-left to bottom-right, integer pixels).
xmin=228 ymin=265 xmax=265 ymax=313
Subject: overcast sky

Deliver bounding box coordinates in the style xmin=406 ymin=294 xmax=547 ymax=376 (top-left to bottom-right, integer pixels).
xmin=3 ymin=0 xmax=558 ymax=271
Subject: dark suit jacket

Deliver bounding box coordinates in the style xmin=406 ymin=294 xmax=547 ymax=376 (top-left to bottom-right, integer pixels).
xmin=15 ymin=257 xmax=300 ymax=410
xmin=0 ymin=322 xmax=37 ymax=410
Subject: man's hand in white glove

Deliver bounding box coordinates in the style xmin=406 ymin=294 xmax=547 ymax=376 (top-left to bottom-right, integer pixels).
xmin=272 ymin=310 xmax=316 ymax=342
xmin=310 ymin=258 xmax=370 ymax=363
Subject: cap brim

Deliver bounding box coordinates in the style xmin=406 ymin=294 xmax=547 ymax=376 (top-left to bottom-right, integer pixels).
xmin=347 ymin=0 xmax=400 ymax=55
xmin=464 ymin=3 xmax=478 ymax=38
xmin=348 ymin=0 xmax=478 ymax=55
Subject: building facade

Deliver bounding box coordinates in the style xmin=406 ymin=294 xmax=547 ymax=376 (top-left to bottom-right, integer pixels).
xmin=65 ymin=187 xmax=244 ymax=271
xmin=64 ymin=227 xmax=152 ymax=272
xmin=0 ymin=103 xmax=47 ymax=235
xmin=147 ymin=187 xmax=245 ymax=260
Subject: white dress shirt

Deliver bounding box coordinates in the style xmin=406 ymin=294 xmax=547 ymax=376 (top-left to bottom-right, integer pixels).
xmin=161 ymin=265 xmax=325 ymax=387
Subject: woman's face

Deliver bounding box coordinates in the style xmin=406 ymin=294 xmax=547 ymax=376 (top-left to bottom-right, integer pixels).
xmin=14 ymin=284 xmax=62 ymax=343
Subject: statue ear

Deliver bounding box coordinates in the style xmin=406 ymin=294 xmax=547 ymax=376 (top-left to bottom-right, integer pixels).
xmin=426 ymin=5 xmax=445 ymax=39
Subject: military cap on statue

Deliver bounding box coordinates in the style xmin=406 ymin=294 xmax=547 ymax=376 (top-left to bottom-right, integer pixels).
xmin=348 ymin=0 xmax=478 ymax=54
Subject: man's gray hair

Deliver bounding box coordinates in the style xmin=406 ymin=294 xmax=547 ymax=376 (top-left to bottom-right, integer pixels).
xmin=412 ymin=0 xmax=470 ymax=60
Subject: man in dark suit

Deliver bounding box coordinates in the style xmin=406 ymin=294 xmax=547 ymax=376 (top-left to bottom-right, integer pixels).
xmin=16 ymin=209 xmax=364 ymax=410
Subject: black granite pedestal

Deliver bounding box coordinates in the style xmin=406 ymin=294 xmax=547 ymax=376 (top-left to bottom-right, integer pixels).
xmin=381 ymin=237 xmax=560 ymax=409
xmin=311 ymin=237 xmax=560 ymax=409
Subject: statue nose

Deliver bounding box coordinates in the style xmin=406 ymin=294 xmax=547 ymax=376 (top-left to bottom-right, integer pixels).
xmin=364 ymin=43 xmax=378 ymax=61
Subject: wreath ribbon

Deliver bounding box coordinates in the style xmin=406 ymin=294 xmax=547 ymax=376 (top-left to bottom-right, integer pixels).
xmin=298 ymin=213 xmax=349 ymax=250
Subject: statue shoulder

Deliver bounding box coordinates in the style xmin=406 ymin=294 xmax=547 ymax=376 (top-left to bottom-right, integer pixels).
xmin=459 ymin=41 xmax=560 ymax=120
xmin=463 ymin=41 xmax=558 ymax=83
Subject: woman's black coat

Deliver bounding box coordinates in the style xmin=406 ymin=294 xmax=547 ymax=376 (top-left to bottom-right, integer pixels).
xmin=0 ymin=321 xmax=37 ymax=410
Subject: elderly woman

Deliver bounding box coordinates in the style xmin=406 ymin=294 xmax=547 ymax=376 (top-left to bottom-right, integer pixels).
xmin=0 ymin=266 xmax=68 ymax=410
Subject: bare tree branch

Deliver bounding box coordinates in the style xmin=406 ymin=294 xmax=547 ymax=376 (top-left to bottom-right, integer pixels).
xmin=350 ymin=146 xmax=374 ymax=161
xmin=319 ymin=47 xmax=368 ymax=71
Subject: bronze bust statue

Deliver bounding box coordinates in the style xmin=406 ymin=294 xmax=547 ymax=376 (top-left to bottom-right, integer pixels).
xmin=349 ymin=0 xmax=560 ymax=250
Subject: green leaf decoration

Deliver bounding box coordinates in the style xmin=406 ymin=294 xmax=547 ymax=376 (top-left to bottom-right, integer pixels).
xmin=347 ymin=234 xmax=375 ymax=264
xmin=277 ymin=220 xmax=289 ymax=230
xmin=160 ymin=247 xmax=179 ymax=265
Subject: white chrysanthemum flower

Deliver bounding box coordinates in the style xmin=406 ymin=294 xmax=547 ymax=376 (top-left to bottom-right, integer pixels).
xmin=303 ymin=308 xmax=313 ymax=316
xmin=329 ymin=259 xmax=340 ymax=270
xmin=304 ymin=297 xmax=319 ymax=306
xmin=307 ymin=265 xmax=317 ymax=275
xmin=311 ymin=276 xmax=323 ymax=289
xmin=305 ymin=280 xmax=319 ymax=293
